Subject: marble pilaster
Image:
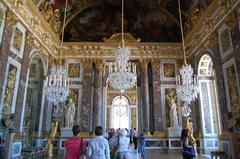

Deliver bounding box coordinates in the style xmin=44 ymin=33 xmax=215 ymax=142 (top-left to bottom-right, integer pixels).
xmin=93 ymin=61 xmax=104 ymax=129
xmin=152 ymin=61 xmax=163 ymax=131
xmin=140 ymin=61 xmax=150 ymax=131
xmin=81 ymin=60 xmax=93 ymax=131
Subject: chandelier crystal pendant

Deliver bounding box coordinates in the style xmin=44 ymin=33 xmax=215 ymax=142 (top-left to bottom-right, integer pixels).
xmin=107 ymin=0 xmax=137 ymax=92
xmin=176 ymin=0 xmax=199 ymax=117
xmin=45 ymin=0 xmax=69 ymax=109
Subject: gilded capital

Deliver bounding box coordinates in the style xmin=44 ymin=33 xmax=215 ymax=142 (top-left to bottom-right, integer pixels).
xmin=208 ymin=32 xmax=217 ymax=47
xmin=94 ymin=59 xmax=104 ymax=69
xmin=26 ymin=31 xmax=34 ymax=47
xmin=151 ymin=59 xmax=160 ymax=69
xmin=81 ymin=59 xmax=93 ymax=68
xmin=139 ymin=59 xmax=150 ymax=69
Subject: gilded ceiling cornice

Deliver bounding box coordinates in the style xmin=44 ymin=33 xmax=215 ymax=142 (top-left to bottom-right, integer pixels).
xmin=62 ymin=38 xmax=183 ymax=60
xmin=2 ymin=0 xmax=60 ymax=57
xmin=185 ymin=0 xmax=240 ymax=57
xmin=62 ymin=42 xmax=182 ymax=59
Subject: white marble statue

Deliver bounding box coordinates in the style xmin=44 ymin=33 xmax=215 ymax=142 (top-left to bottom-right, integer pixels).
xmin=169 ymin=99 xmax=179 ymax=127
xmin=167 ymin=90 xmax=179 ymax=127
xmin=65 ymin=99 xmax=75 ymax=128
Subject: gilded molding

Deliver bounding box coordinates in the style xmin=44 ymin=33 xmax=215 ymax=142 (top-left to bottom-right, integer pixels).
xmin=225 ymin=12 xmax=238 ymax=28
xmin=185 ymin=0 xmax=240 ymax=57
xmin=6 ymin=10 xmax=17 ymax=27
xmin=208 ymin=32 xmax=217 ymax=48
xmin=2 ymin=0 xmax=61 ymax=57
xmin=81 ymin=59 xmax=93 ymax=68
xmin=139 ymin=59 xmax=150 ymax=69
xmin=151 ymin=59 xmax=161 ymax=69
xmin=93 ymin=59 xmax=104 ymax=70
xmin=26 ymin=31 xmax=34 ymax=46
xmin=62 ymin=41 xmax=182 ymax=59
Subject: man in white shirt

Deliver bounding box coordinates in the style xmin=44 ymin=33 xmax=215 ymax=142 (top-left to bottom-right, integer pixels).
xmin=87 ymin=126 xmax=110 ymax=159
xmin=133 ymin=128 xmax=138 ymax=149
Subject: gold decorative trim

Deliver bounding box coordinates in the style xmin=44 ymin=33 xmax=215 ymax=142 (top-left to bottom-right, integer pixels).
xmin=153 ymin=131 xmax=166 ymax=137
xmin=2 ymin=0 xmax=60 ymax=57
xmin=103 ymin=33 xmax=140 ymax=43
xmin=6 ymin=10 xmax=17 ymax=27
xmin=185 ymin=0 xmax=240 ymax=57
xmin=81 ymin=59 xmax=93 ymax=68
xmin=62 ymin=41 xmax=182 ymax=59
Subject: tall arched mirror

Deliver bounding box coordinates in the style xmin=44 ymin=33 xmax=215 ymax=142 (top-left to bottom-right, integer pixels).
xmin=198 ymin=54 xmax=221 ymax=153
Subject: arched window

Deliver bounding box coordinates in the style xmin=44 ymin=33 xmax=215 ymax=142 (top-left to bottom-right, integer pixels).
xmin=112 ymin=96 xmax=129 ymax=129
xmin=198 ymin=54 xmax=219 ymax=136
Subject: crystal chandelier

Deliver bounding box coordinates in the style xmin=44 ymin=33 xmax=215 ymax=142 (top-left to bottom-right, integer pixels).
xmin=45 ymin=0 xmax=69 ymax=110
xmin=45 ymin=65 xmax=69 ymax=105
xmin=176 ymin=0 xmax=199 ymax=117
xmin=107 ymin=0 xmax=137 ymax=92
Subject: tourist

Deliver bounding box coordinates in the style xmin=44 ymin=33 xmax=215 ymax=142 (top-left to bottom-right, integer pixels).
xmin=138 ymin=129 xmax=146 ymax=159
xmin=181 ymin=129 xmax=196 ymax=159
xmin=117 ymin=129 xmax=130 ymax=159
xmin=129 ymin=129 xmax=133 ymax=144
xmin=133 ymin=128 xmax=138 ymax=149
xmin=87 ymin=126 xmax=110 ymax=159
xmin=64 ymin=125 xmax=86 ymax=159
xmin=5 ymin=113 xmax=15 ymax=133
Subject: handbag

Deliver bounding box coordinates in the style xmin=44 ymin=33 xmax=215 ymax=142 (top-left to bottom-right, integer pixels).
xmin=182 ymin=146 xmax=196 ymax=158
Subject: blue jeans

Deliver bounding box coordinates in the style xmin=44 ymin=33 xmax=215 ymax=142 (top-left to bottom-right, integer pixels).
xmin=139 ymin=143 xmax=146 ymax=159
xmin=114 ymin=151 xmax=128 ymax=159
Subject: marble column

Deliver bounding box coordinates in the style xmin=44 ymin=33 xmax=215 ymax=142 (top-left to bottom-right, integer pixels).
xmin=140 ymin=61 xmax=150 ymax=131
xmin=102 ymin=86 xmax=107 ymax=131
xmin=93 ymin=61 xmax=104 ymax=129
xmin=81 ymin=60 xmax=93 ymax=131
xmin=152 ymin=61 xmax=163 ymax=131
xmin=137 ymin=85 xmax=142 ymax=131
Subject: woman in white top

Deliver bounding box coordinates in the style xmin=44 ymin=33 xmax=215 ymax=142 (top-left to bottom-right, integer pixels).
xmin=117 ymin=129 xmax=130 ymax=159
xmin=87 ymin=126 xmax=110 ymax=159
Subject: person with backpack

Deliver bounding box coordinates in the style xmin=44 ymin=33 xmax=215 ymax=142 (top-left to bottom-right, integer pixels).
xmin=64 ymin=125 xmax=86 ymax=159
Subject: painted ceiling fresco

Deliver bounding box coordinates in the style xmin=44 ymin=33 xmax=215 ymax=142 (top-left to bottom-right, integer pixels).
xmin=35 ymin=0 xmax=213 ymax=42
xmin=65 ymin=1 xmax=182 ymax=42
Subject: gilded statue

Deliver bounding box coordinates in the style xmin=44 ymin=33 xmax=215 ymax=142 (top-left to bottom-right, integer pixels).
xmin=186 ymin=117 xmax=197 ymax=155
xmin=13 ymin=29 xmax=23 ymax=51
xmin=40 ymin=2 xmax=54 ymax=22
xmin=40 ymin=2 xmax=62 ymax=34
xmin=23 ymin=121 xmax=30 ymax=146
xmin=166 ymin=89 xmax=178 ymax=127
xmin=49 ymin=9 xmax=61 ymax=34
xmin=3 ymin=67 xmax=17 ymax=116
xmin=184 ymin=8 xmax=204 ymax=33
xmin=47 ymin=120 xmax=58 ymax=146
xmin=227 ymin=67 xmax=239 ymax=107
